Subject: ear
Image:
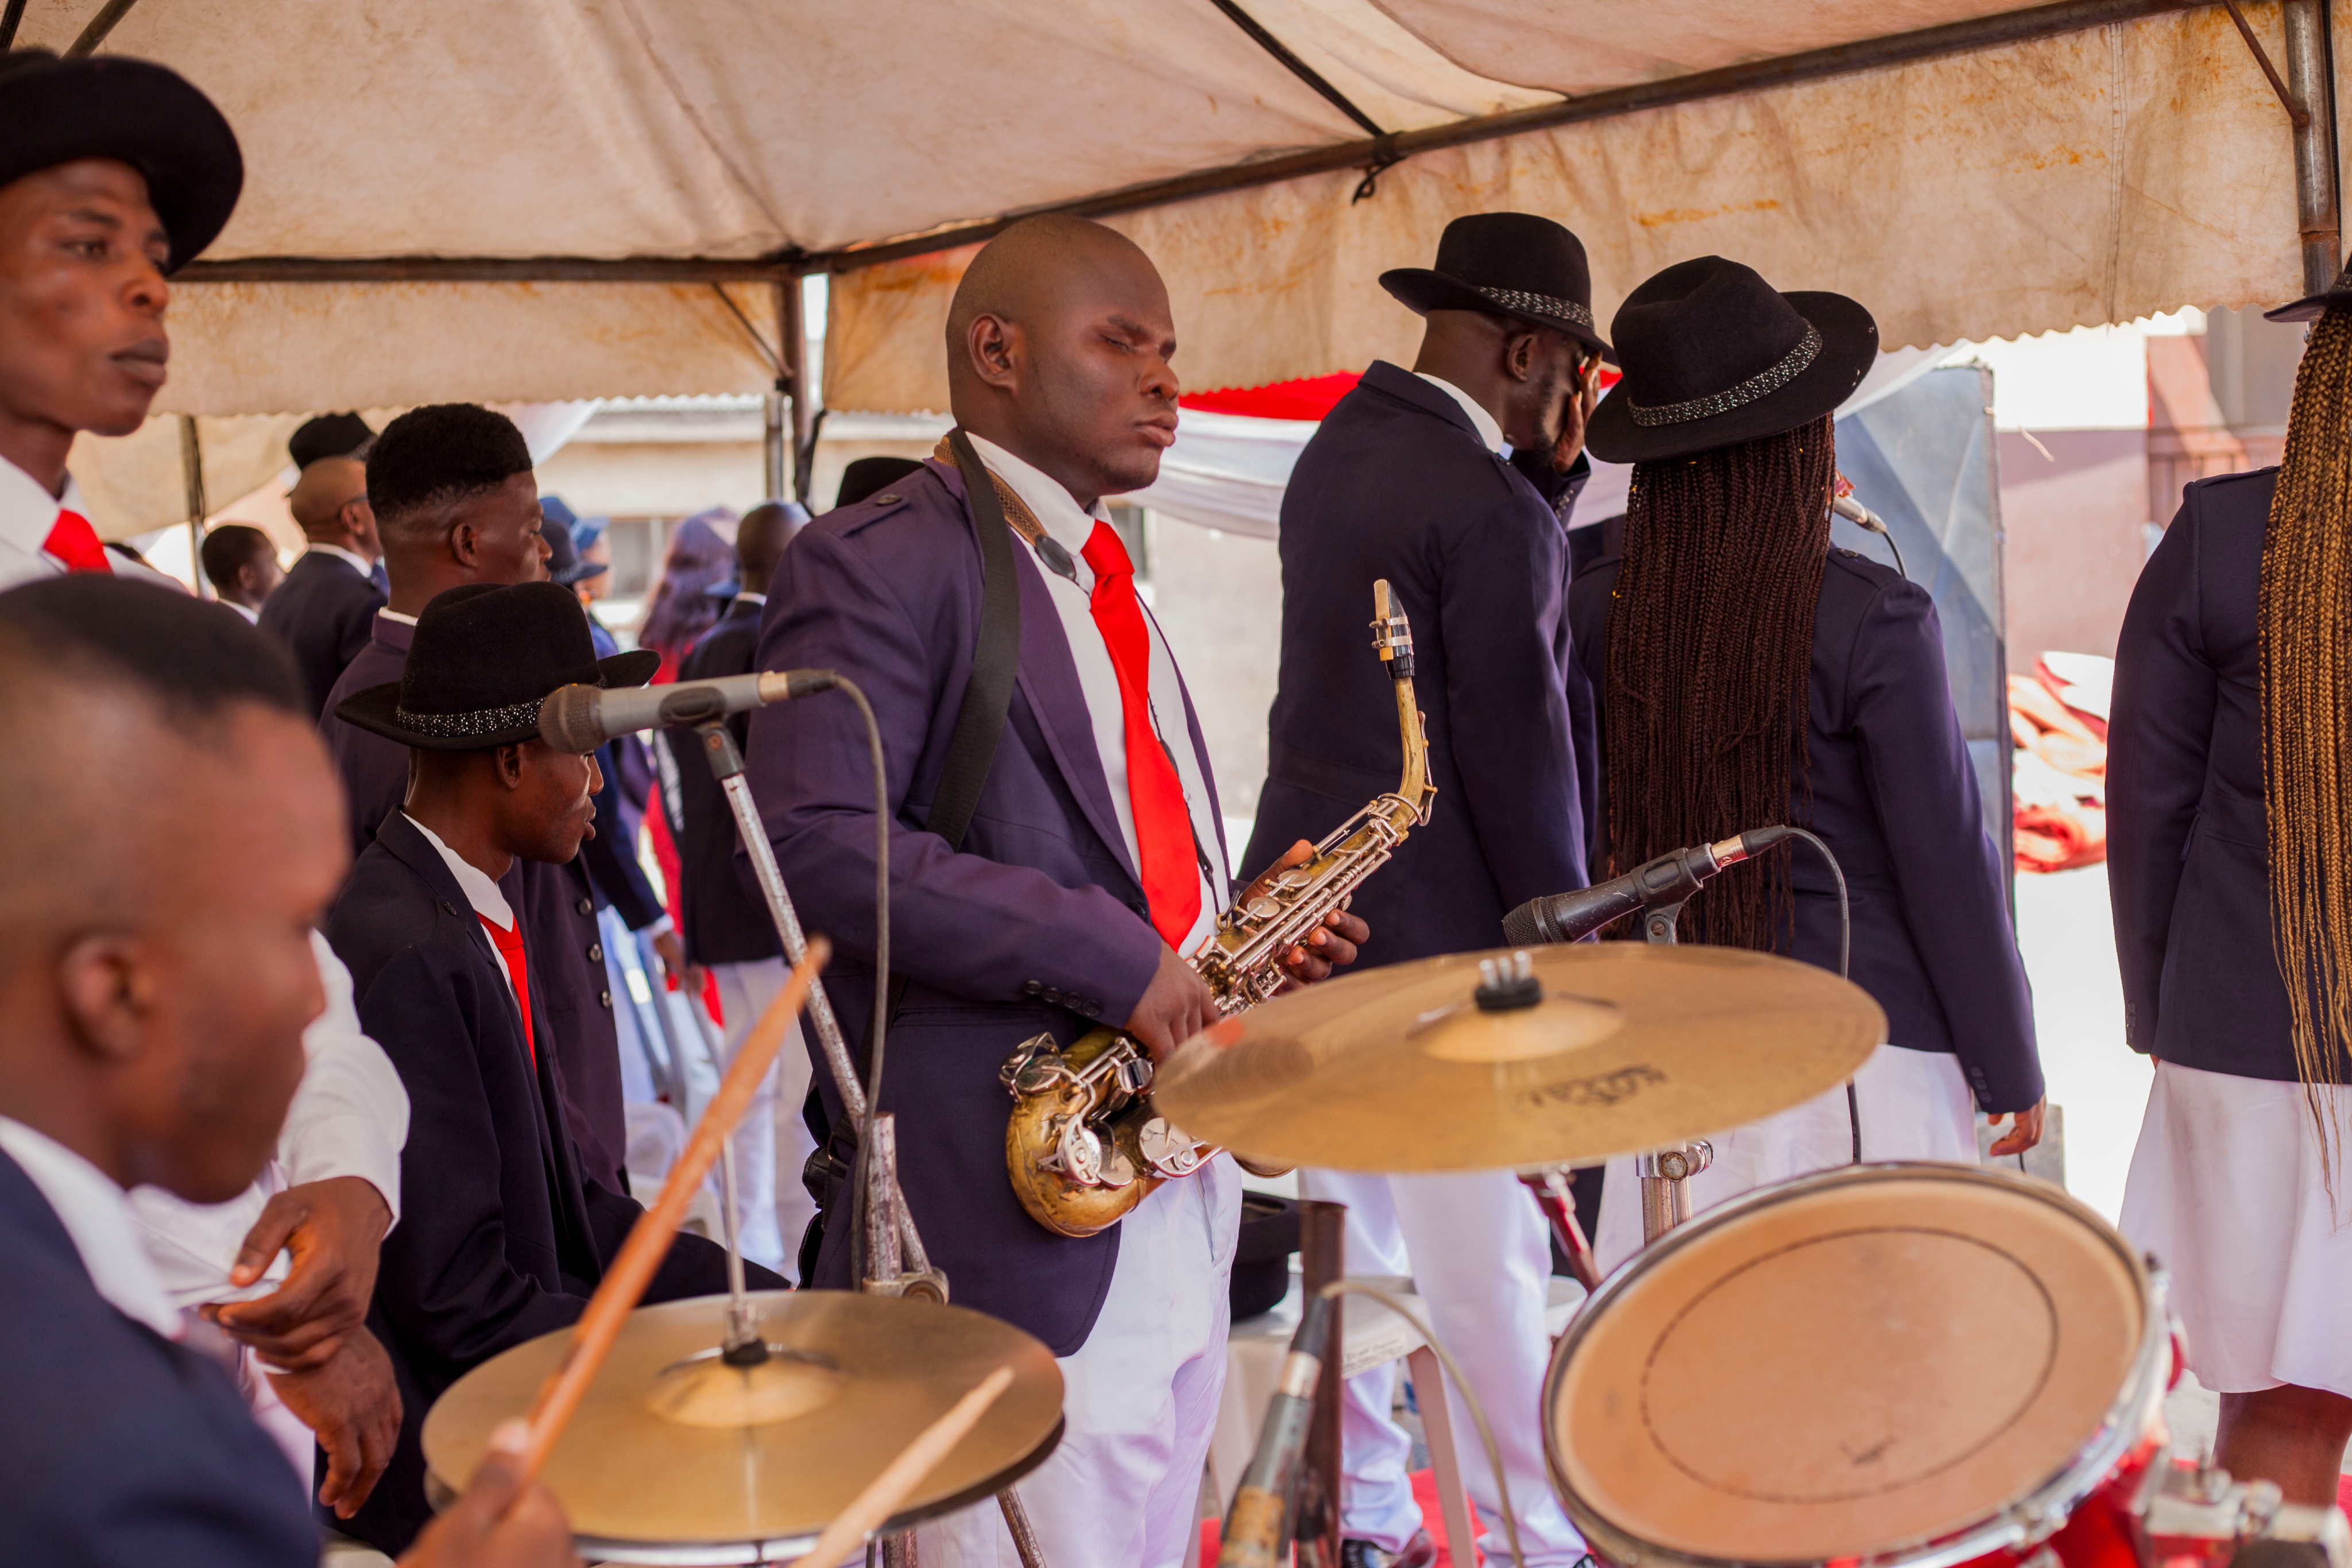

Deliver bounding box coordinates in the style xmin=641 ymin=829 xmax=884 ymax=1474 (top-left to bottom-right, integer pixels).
xmin=1503 ymin=328 xmax=1543 ymax=385
xmin=56 ymin=931 xmax=156 ymax=1064
xmin=447 ymin=514 xmax=479 ymax=569
xmin=966 ymin=312 xmax=1022 ymax=394
xmin=493 ymin=743 xmax=527 ymax=791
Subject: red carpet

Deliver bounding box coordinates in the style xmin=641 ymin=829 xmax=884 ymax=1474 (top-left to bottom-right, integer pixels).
xmin=1199 ymin=1468 xmax=1487 ymax=1567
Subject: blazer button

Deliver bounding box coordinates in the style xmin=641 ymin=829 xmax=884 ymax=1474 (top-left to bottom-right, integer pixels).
xmin=439 ymin=900 xmax=460 ymax=917
xmin=1023 ymin=980 xmax=1044 ymax=998
xmin=589 ymin=943 xmax=604 ymax=962
xmin=575 ymin=897 xmax=594 ymax=916
xmin=599 ymin=988 xmax=613 ymax=1008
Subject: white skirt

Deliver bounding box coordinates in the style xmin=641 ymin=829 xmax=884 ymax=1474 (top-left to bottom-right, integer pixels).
xmin=2119 ymin=1060 xmax=2352 ymax=1399
xmin=1595 ymin=1043 xmax=1982 ymax=1273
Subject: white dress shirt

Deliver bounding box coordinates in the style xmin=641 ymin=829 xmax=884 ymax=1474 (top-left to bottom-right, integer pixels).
xmin=225 ymin=600 xmax=261 ymax=624
xmin=301 ymin=541 xmax=376 ymax=580
xmin=0 ymin=452 xmax=179 ymax=590
xmin=406 ymin=812 xmax=524 ymax=1006
xmin=964 ymin=434 xmax=1228 ymax=954
xmin=1416 ymin=371 xmax=1507 ymax=455
xmin=0 ymin=1114 xmax=182 ymax=1339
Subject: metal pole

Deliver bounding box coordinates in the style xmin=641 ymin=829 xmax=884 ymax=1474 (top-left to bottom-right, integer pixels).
xmin=779 ymin=274 xmax=817 ymax=506
xmin=178 ymin=415 xmax=210 ymax=595
xmin=2284 ymin=0 xmax=2342 ymax=293
xmin=763 ymin=383 xmax=787 ymax=501
xmin=1297 ymin=1201 xmax=1346 ymax=1568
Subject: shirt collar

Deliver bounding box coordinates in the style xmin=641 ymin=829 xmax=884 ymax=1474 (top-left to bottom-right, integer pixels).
xmin=225 ymin=601 xmax=261 ymax=624
xmin=403 ymin=813 xmax=517 ymax=930
xmin=305 ymin=543 xmax=376 ymax=578
xmin=1414 ymin=373 xmax=1507 ymax=455
xmin=0 ymin=1116 xmax=181 ymax=1339
xmin=963 ymin=432 xmax=1107 ymax=571
xmin=0 ymin=454 xmax=88 ymax=563
xmin=378 ymin=607 xmax=419 ymax=627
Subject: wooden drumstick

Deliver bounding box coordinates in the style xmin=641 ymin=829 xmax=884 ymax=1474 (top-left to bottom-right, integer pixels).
xmin=502 ymin=937 xmax=830 ymax=1485
xmin=789 ymin=1365 xmax=1016 ymax=1566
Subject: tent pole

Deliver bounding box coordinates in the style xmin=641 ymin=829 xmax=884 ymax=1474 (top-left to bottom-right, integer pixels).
xmin=779 ymin=273 xmax=815 ymax=506
xmin=179 ymin=415 xmax=211 ymax=595
xmin=763 ymin=386 xmax=787 ymax=502
xmin=2284 ymin=0 xmax=2341 ymax=292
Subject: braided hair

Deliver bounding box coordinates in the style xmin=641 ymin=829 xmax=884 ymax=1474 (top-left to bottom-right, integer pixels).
xmin=2260 ymin=304 xmax=2352 ymax=1175
xmin=1601 ymin=415 xmax=1836 ymax=950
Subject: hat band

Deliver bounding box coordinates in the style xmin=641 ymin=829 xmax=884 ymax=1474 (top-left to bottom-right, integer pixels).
xmin=1475 ymin=285 xmax=1595 ymax=332
xmin=393 ymin=696 xmax=546 ymax=740
xmin=1627 ymin=322 xmax=1823 ymax=428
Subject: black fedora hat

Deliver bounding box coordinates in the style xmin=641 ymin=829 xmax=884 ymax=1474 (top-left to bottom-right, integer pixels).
xmin=1586 ymin=257 xmax=1877 ymax=464
xmin=289 ymin=412 xmax=376 ymax=469
xmin=2265 ymin=254 xmax=2352 ymax=323
xmin=1380 ymin=212 xmax=1612 ymax=362
xmin=335 ymin=582 xmax=656 ymax=752
xmin=0 ymin=49 xmax=243 ymax=272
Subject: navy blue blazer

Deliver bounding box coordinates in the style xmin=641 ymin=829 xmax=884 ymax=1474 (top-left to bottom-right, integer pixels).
xmin=1570 ymin=545 xmax=2044 ymax=1113
xmin=325 ymin=811 xmax=768 ymax=1553
xmin=322 ymin=615 xmax=633 ymax=1187
xmin=2109 ymin=468 xmax=2319 ymax=1083
xmin=260 ymin=548 xmax=385 ymax=717
xmin=0 ymin=1149 xmax=317 ymax=1567
xmin=1245 ymin=361 xmax=1594 ymax=966
xmin=745 ymin=457 xmax=1223 ymax=1355
xmin=671 ymin=596 xmax=780 ymax=967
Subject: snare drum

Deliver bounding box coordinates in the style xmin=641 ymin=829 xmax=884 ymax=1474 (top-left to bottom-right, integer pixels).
xmin=1544 ymin=1164 xmax=2170 ymax=1568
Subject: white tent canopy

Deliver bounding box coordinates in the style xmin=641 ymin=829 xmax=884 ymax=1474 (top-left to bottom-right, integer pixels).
xmin=14 ymin=0 xmax=2341 ymax=523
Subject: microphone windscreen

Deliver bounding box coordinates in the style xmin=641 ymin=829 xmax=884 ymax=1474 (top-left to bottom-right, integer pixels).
xmin=1500 ymin=898 xmax=1550 ymax=948
xmin=539 ymin=683 xmax=606 ymax=753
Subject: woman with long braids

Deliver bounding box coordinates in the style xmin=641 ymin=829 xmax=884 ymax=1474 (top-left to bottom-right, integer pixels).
xmin=1568 ymin=257 xmax=2044 ymax=1269
xmin=2109 ymin=276 xmax=2352 ymax=1503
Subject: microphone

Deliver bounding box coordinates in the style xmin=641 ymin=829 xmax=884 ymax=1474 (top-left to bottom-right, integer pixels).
xmin=1218 ymin=1293 xmax=1334 ymax=1568
xmin=1502 ymin=825 xmax=1797 ymax=946
xmin=537 ymin=669 xmax=838 ymax=752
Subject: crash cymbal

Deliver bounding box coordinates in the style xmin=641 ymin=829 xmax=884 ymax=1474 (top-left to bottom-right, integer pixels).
xmin=1154 ymin=943 xmax=1884 ymax=1171
xmin=422 ymin=1290 xmax=1063 ymax=1562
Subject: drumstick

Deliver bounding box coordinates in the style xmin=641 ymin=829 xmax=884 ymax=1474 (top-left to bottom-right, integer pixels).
xmin=789 ymin=1365 xmax=1016 ymax=1566
xmin=501 ymin=937 xmax=830 ymax=1485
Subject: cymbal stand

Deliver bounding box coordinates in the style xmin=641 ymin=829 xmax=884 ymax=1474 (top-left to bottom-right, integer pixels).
xmin=1518 ymin=1167 xmax=1601 ymax=1291
xmin=1634 ymin=900 xmax=1713 ymax=1245
xmin=695 ymin=721 xmax=1045 ymax=1567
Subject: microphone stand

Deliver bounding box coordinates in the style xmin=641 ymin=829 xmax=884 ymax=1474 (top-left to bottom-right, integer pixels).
xmin=1628 ymin=904 xmax=1713 ymax=1242
xmin=691 ymin=719 xmax=1050 ymax=1568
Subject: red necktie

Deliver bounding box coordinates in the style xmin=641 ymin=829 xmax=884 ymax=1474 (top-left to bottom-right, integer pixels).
xmin=1081 ymin=521 xmax=1202 ymax=950
xmin=42 ymin=509 xmax=111 ymax=574
xmin=478 ymin=914 xmax=535 ymax=1066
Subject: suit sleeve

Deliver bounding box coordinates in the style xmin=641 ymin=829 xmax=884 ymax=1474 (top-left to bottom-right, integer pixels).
xmin=2107 ymin=496 xmax=2214 ymax=1054
xmin=334 ymin=581 xmax=378 ymax=675
xmin=274 ymin=930 xmax=411 ymax=1226
xmin=746 ymin=528 xmax=1164 ymax=1023
xmin=1437 ymin=493 xmax=1590 ymax=916
xmin=1848 ymin=582 xmax=2044 ymax=1112
xmin=21 ymin=1412 xmax=315 ymax=1568
xmin=357 ymin=944 xmax=588 ymax=1374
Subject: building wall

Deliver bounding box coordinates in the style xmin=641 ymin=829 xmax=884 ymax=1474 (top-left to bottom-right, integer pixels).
xmin=1143 ymin=518 xmax=1282 ymax=841
xmin=1996 ymin=429 xmax=2150 ymax=663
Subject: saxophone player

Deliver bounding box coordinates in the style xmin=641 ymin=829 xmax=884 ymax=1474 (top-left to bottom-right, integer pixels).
xmin=1243 ymin=213 xmax=1604 ymax=1568
xmin=746 ymin=213 xmax=1367 ymax=1568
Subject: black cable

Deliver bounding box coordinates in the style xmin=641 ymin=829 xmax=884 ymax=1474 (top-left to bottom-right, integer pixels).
xmin=1879 ymin=531 xmax=1909 ymax=580
xmin=1773 ymin=826 xmax=1860 ymax=1162
xmin=822 ymin=676 xmax=889 ymax=1291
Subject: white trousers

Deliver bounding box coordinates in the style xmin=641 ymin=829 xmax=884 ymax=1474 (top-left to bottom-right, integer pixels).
xmin=1299 ymin=1168 xmax=1588 ymax=1566
xmin=914 ymin=1160 xmax=1239 ymax=1568
xmin=2121 ymin=1061 xmax=2352 ymax=1399
xmin=1595 ymin=1042 xmax=1982 ymax=1273
xmin=710 ymin=957 xmax=819 ymax=1281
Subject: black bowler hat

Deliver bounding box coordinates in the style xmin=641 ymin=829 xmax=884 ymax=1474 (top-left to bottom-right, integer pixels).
xmin=335 ymin=582 xmax=656 ymax=752
xmin=0 ymin=49 xmax=242 ymax=272
xmin=289 ymin=412 xmax=376 ymax=470
xmin=1380 ymin=212 xmax=1612 ymax=362
xmin=1586 ymin=257 xmax=1878 ymax=464
xmin=837 ymin=456 xmax=923 ymax=509
xmin=2265 ymin=254 xmax=2352 ymax=323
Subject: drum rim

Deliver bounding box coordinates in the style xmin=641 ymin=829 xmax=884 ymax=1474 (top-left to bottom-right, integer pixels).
xmin=1541 ymin=1163 xmax=2169 ymax=1568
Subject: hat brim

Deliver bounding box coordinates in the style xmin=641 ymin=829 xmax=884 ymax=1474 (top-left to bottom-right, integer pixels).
xmin=551 ymin=559 xmax=610 ymax=586
xmin=1379 ymin=268 xmax=1615 ymax=364
xmin=1584 ymin=291 xmax=1878 ymax=464
xmin=2265 ymin=289 xmax=2350 ymax=323
xmin=0 ymin=57 xmax=242 ymax=270
xmin=333 ymin=650 xmax=658 ymax=751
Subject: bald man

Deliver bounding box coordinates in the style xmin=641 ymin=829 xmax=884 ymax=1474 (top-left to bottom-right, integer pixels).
xmin=0 ymin=576 xmax=570 ymax=1568
xmin=262 ymin=452 xmax=386 ymax=715
xmin=747 ymin=215 xmax=1366 ymax=1567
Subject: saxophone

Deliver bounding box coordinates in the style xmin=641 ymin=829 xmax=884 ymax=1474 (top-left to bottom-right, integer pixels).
xmin=999 ymin=579 xmax=1436 ymax=1237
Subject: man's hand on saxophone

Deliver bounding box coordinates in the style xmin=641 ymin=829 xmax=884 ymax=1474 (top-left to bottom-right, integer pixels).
xmin=1128 ymin=946 xmax=1219 ymax=1063
xmin=1250 ymin=838 xmax=1370 ymax=989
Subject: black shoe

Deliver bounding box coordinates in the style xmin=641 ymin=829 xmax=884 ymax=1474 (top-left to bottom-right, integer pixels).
xmin=1340 ymin=1530 xmax=1436 ymax=1568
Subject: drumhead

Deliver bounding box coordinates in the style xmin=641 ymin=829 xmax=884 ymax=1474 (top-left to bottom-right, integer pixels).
xmin=1546 ymin=1165 xmax=2156 ymax=1567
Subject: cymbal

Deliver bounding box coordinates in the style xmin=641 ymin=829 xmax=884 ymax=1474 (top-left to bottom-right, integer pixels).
xmin=1153 ymin=943 xmax=1885 ymax=1171
xmin=422 ymin=1290 xmax=1063 ymax=1561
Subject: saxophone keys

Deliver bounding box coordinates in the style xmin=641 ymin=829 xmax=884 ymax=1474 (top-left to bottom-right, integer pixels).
xmin=1243 ymin=895 xmax=1283 ymax=921
xmin=1050 ymin=1120 xmax=1107 ymax=1187
xmin=1135 ymin=1116 xmax=1205 ymax=1178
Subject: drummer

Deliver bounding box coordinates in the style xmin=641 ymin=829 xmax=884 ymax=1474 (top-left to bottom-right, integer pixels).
xmin=1567 ymin=258 xmax=2044 ymax=1267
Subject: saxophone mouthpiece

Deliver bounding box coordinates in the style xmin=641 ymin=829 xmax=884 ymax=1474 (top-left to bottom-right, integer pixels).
xmin=1370 ymin=578 xmax=1415 ymax=681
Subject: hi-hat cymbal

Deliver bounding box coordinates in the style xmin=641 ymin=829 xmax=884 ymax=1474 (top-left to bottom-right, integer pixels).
xmin=1153 ymin=943 xmax=1885 ymax=1171
xmin=423 ymin=1291 xmax=1063 ymax=1563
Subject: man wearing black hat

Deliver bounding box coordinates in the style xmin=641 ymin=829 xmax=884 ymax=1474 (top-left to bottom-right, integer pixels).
xmin=1569 ymin=256 xmax=2042 ymax=1264
xmin=1243 ymin=211 xmax=1604 ymax=1568
xmin=262 ymin=450 xmax=385 ymax=714
xmin=326 ymin=580 xmax=777 ymax=1554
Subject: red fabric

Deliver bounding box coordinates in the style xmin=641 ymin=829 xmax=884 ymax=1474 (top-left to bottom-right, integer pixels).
xmin=1180 ymin=366 xmax=1621 ymax=423
xmin=42 ymin=509 xmax=112 ymax=574
xmin=1197 ymin=1467 xmax=1488 ymax=1567
xmin=1082 ymin=521 xmax=1201 ymax=950
xmin=478 ymin=913 xmax=534 ymax=1064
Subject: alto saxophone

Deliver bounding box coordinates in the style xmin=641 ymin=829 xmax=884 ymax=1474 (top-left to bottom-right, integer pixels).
xmin=998 ymin=579 xmax=1436 ymax=1238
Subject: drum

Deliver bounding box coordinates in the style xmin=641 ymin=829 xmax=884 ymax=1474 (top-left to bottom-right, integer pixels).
xmin=1543 ymin=1164 xmax=2170 ymax=1568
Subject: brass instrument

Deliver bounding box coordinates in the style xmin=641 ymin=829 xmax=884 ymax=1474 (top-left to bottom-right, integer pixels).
xmin=999 ymin=579 xmax=1435 ymax=1238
